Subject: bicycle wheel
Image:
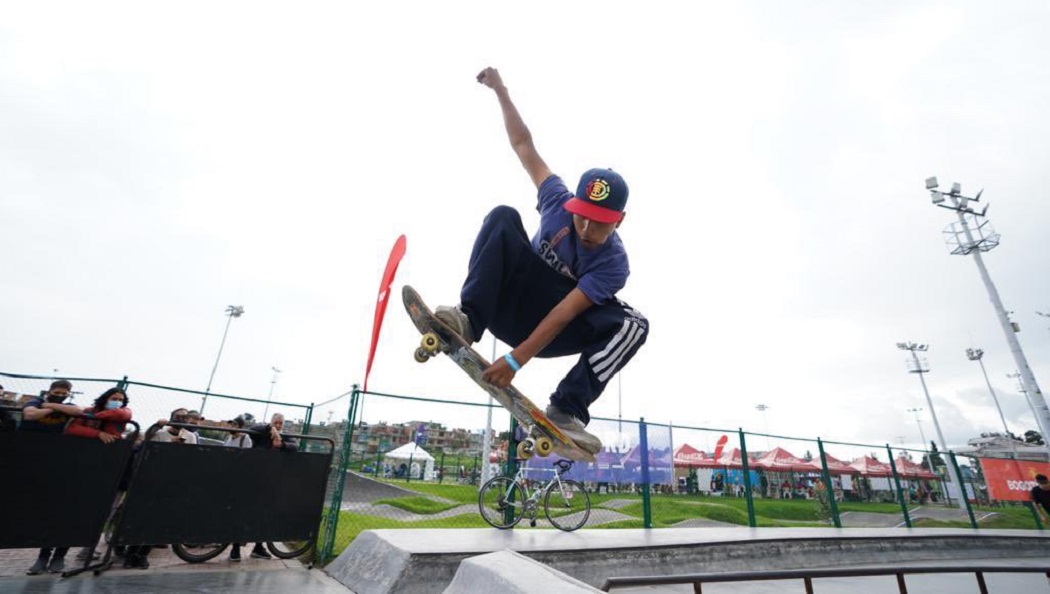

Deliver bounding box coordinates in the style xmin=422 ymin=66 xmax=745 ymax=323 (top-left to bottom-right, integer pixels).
xmin=544 ymin=479 xmax=590 ymax=532
xmin=172 ymin=543 xmax=229 ymax=563
xmin=478 ymin=476 xmax=527 ymax=529
xmin=267 ymin=540 xmax=313 ymax=559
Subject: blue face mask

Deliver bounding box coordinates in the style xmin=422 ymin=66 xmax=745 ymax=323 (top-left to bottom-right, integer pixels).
xmin=105 ymin=400 xmax=123 ymax=410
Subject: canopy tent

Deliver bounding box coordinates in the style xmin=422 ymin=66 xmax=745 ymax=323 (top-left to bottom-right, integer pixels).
xmin=673 ymin=444 xmax=716 ymax=467
xmin=848 ymin=456 xmax=894 ymax=478
xmin=813 ymin=452 xmax=855 ymax=475
xmin=383 ymin=442 xmax=435 ymax=480
xmin=893 ymin=456 xmax=939 ymax=479
xmin=752 ymin=447 xmax=816 ymax=472
xmin=715 ymin=447 xmax=754 ymax=469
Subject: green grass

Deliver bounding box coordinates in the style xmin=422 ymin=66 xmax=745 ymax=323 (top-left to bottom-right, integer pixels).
xmin=330 ymin=510 xmax=491 ymax=559
xmin=371 ymin=496 xmax=462 ymax=515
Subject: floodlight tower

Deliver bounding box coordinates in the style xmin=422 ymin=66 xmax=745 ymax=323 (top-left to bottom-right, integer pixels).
xmin=924 ymin=178 xmax=1050 ymax=445
xmin=897 ymin=342 xmax=966 ymax=499
xmin=201 ymin=305 xmax=246 ymax=414
xmin=966 ymin=348 xmax=1011 ymax=437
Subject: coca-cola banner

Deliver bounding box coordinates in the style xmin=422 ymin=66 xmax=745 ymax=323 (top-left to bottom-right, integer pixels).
xmin=978 ymin=458 xmax=1050 ymax=501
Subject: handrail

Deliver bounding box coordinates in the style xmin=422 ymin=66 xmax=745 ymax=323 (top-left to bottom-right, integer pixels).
xmin=602 ymin=564 xmax=1050 ymax=593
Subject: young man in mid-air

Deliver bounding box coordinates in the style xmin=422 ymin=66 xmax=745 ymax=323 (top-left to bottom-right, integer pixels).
xmin=435 ymin=67 xmax=649 ymax=454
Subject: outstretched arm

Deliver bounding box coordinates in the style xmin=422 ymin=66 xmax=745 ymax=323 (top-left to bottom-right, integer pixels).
xmin=482 ymin=288 xmax=593 ymax=388
xmin=477 ymin=67 xmax=553 ymax=189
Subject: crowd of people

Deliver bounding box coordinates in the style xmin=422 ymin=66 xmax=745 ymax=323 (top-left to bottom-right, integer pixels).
xmin=2 ymin=379 xmax=299 ymax=575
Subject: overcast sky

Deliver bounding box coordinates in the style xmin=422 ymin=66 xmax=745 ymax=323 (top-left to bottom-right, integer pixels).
xmin=3 ymin=2 xmax=1049 ymax=456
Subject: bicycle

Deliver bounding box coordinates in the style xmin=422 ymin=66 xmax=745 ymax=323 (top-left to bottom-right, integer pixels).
xmin=172 ymin=540 xmax=312 ymax=563
xmin=477 ymin=459 xmax=591 ymax=531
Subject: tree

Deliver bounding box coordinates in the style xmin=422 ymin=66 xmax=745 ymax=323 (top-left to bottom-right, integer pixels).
xmin=1025 ymin=430 xmax=1045 ymax=446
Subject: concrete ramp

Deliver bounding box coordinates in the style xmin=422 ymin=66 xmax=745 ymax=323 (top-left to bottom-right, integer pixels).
xmin=444 ymin=550 xmax=601 ymax=594
xmin=324 ymin=527 xmax=1050 ymax=593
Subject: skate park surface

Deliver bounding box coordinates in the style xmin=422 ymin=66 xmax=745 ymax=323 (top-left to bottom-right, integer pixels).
xmin=4 ymin=526 xmax=1049 ymax=593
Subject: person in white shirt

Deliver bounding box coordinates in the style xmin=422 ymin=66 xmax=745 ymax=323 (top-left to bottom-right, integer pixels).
xmin=150 ymin=408 xmax=198 ymax=445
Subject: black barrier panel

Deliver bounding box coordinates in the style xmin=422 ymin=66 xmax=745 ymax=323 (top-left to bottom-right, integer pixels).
xmin=113 ymin=442 xmax=331 ymax=546
xmin=0 ymin=432 xmax=132 ymax=548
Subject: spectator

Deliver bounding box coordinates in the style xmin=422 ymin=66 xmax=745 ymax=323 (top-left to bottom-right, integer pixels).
xmin=249 ymin=413 xmax=298 ymax=452
xmin=20 ymin=379 xmax=80 ymax=435
xmin=65 ymin=387 xmax=132 ymax=565
xmin=0 ymin=384 xmax=15 ymax=432
xmin=21 ymin=380 xmax=79 ymax=575
xmin=224 ymin=416 xmax=253 ymax=562
xmin=150 ymin=408 xmax=198 ymax=445
xmin=65 ymin=387 xmax=132 ymax=444
xmin=242 ymin=413 xmax=298 ymax=560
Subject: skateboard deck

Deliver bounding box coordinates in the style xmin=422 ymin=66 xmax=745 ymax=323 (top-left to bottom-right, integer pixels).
xmin=402 ymin=285 xmax=595 ymax=462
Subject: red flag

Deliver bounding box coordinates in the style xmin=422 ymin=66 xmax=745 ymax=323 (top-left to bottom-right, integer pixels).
xmin=713 ymin=435 xmax=729 ymax=460
xmin=363 ymin=235 xmax=407 ymax=392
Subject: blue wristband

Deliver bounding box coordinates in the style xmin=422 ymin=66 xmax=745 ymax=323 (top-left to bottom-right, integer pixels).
xmin=503 ymin=353 xmax=522 ymax=372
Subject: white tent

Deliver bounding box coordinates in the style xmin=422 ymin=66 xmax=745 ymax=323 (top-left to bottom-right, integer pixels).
xmin=384 ymin=442 xmax=436 ymax=481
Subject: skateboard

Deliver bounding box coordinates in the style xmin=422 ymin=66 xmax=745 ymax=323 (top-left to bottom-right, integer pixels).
xmin=401 ymin=285 xmax=595 ymax=462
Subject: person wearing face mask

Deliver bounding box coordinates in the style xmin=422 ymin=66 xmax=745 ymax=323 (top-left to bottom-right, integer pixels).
xmin=64 ymin=387 xmax=132 ymax=443
xmin=20 ymin=380 xmax=83 ymax=575
xmin=19 ymin=380 xmax=81 ymax=434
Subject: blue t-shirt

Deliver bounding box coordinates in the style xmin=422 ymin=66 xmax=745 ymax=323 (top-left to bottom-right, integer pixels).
xmin=531 ymin=175 xmax=629 ymax=304
xmin=18 ymin=397 xmax=71 ymax=433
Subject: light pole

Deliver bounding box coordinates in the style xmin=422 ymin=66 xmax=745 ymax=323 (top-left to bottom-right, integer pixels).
xmin=1008 ymin=371 xmax=1041 ymax=435
xmin=262 ymin=366 xmax=281 ymax=421
xmin=201 ymin=305 xmax=245 ymax=413
xmin=897 ymin=342 xmax=965 ymax=503
xmin=966 ymin=348 xmax=1011 ymax=438
xmin=907 ymin=407 xmax=930 ymax=467
xmin=924 ymin=178 xmax=1050 ymax=443
xmin=755 ymin=404 xmax=771 ymax=450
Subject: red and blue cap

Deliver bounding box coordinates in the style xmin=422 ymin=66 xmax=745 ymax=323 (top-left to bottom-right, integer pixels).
xmin=564 ymin=168 xmax=629 ymax=224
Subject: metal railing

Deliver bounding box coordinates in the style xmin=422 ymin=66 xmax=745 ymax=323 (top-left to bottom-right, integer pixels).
xmin=602 ymin=564 xmax=1050 ymax=593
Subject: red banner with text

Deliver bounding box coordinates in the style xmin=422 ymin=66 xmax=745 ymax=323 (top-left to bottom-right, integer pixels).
xmin=979 ymin=458 xmax=1050 ymax=501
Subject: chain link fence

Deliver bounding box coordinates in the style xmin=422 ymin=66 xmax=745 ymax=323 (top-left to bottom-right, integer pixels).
xmin=8 ymin=371 xmax=1044 ymax=567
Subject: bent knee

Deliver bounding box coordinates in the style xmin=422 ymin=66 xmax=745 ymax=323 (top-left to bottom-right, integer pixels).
xmin=483 ymin=205 xmax=522 ymax=226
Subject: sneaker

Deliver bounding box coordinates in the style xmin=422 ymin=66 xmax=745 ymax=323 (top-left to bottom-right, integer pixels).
xmin=27 ymin=556 xmax=49 ymax=576
xmin=250 ymin=547 xmax=272 ymax=560
xmin=134 ymin=557 xmax=150 ymax=570
xmin=545 ymin=405 xmax=602 ymax=455
xmin=229 ymin=548 xmax=241 ymax=562
xmin=47 ymin=557 xmax=66 ymax=574
xmin=435 ymin=305 xmax=474 ymax=343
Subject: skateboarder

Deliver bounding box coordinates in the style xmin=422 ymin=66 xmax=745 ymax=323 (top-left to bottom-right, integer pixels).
xmin=435 ymin=67 xmax=649 ymax=455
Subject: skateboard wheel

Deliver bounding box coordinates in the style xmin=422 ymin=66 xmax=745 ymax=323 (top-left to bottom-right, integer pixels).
xmin=516 ymin=440 xmax=534 ymax=460
xmin=421 ymin=332 xmax=441 ymax=354
xmin=414 ymin=347 xmax=431 ymax=363
xmin=534 ymin=437 xmax=553 ymax=457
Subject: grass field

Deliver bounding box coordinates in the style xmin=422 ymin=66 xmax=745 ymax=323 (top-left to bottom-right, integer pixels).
xmin=326 ymin=479 xmax=1044 ymax=559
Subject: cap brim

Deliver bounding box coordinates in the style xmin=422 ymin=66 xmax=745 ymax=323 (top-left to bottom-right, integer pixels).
xmin=564 ymin=197 xmax=623 ymax=224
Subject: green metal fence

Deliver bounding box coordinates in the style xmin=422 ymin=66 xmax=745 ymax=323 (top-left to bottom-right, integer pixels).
xmin=7 ymin=371 xmax=1043 ymax=567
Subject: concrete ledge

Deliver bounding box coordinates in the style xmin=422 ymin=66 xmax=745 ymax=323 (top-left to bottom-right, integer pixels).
xmin=324 ymin=528 xmax=1050 ymax=593
xmin=444 ymin=550 xmax=601 ymax=593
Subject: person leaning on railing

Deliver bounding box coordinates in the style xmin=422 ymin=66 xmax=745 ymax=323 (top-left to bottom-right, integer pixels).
xmin=21 ymin=380 xmax=80 ymax=576
xmin=64 ymin=387 xmax=132 ymax=444
xmin=63 ymin=387 xmax=133 ymax=565
xmin=242 ymin=413 xmax=298 ymax=560
xmin=223 ymin=416 xmax=254 ymax=562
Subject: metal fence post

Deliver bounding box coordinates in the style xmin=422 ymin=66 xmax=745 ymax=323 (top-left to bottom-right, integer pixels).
xmin=739 ymin=429 xmax=756 ymax=527
xmin=639 ymin=418 xmax=652 ymax=529
xmin=886 ymin=445 xmax=912 ymax=528
xmin=118 ymin=375 xmax=129 ymax=391
xmin=817 ymin=438 xmax=841 ymax=528
xmin=302 ymin=403 xmax=314 ymax=435
xmin=948 ymin=452 xmax=978 ymax=529
xmin=1028 ymin=502 xmax=1045 ymax=530
xmin=320 ymin=384 xmax=359 ymax=564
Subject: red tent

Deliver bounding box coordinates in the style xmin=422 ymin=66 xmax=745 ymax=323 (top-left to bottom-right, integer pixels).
xmin=621 ymin=444 xmax=674 ymax=468
xmin=752 ymin=447 xmax=815 ymax=472
xmin=715 ymin=447 xmax=752 ymax=469
xmin=848 ymin=456 xmax=894 ymax=477
xmin=893 ymin=456 xmax=939 ymax=479
xmin=673 ymin=444 xmax=715 ymax=467
xmin=813 ymin=452 xmax=855 ymax=475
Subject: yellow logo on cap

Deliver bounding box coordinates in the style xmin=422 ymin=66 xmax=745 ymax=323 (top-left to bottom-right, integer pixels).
xmin=586 ymin=179 xmax=611 ymax=202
